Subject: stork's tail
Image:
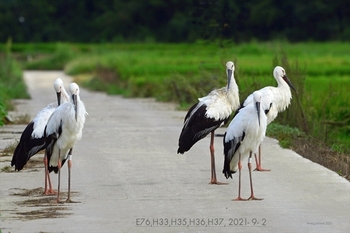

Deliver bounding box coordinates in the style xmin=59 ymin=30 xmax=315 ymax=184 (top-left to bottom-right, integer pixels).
xmin=177 ymin=131 xmax=197 ymax=154
xmin=222 ymin=160 xmax=234 ymax=179
xmin=11 ymin=122 xmax=46 ymax=171
xmin=11 ymin=142 xmax=27 ymax=171
xmin=48 ymin=158 xmax=67 ymax=174
xmin=177 ymin=147 xmax=186 ymax=154
xmin=222 ymin=146 xmax=236 ymax=179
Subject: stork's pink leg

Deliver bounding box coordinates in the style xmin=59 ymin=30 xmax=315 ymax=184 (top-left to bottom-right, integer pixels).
xmin=254 ymin=144 xmax=270 ymax=172
xmin=43 ymin=153 xmax=56 ymax=195
xmin=233 ymin=153 xmax=246 ymax=201
xmin=247 ymin=152 xmax=263 ymax=201
xmin=209 ymin=131 xmax=228 ymax=185
xmin=47 ymin=172 xmax=56 ymax=194
xmin=43 ymin=155 xmax=48 ymax=194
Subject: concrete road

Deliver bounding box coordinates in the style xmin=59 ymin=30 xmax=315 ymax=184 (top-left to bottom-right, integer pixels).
xmin=1 ymin=71 xmax=349 ymax=233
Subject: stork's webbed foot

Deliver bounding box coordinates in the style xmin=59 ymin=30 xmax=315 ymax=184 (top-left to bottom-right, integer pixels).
xmin=254 ymin=165 xmax=271 ymax=172
xmin=232 ymin=196 xmax=247 ymax=201
xmin=209 ymin=179 xmax=229 ymax=185
xmin=43 ymin=189 xmax=57 ymax=195
xmin=247 ymin=195 xmax=263 ymax=201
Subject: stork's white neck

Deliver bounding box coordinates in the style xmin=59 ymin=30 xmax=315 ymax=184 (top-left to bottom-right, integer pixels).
xmin=226 ymin=72 xmax=240 ymax=110
xmin=273 ymin=76 xmax=293 ymax=112
xmin=61 ymin=87 xmax=70 ymax=104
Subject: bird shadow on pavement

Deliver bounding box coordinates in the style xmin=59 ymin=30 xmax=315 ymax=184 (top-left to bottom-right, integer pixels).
xmin=8 ymin=187 xmax=78 ymax=220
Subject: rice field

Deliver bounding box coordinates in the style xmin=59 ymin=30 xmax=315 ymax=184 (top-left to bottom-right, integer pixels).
xmin=2 ymin=41 xmax=350 ymax=152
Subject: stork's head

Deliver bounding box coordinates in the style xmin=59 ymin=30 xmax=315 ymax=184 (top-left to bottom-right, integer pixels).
xmin=226 ymin=61 xmax=235 ymax=72
xmin=273 ymin=66 xmax=297 ymax=92
xmin=69 ymin=82 xmax=79 ymax=96
xmin=53 ymin=78 xmax=64 ymax=106
xmin=69 ymin=82 xmax=80 ymax=120
xmin=253 ymin=91 xmax=262 ymax=126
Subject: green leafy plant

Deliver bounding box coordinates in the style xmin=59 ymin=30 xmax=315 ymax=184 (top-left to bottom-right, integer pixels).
xmin=0 ymin=38 xmax=29 ymax=124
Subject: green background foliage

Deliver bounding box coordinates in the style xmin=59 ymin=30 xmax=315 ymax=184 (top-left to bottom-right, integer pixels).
xmin=0 ymin=39 xmax=29 ymax=114
xmin=0 ymin=0 xmax=349 ymax=43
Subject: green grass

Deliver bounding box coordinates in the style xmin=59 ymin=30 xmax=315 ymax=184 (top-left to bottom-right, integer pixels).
xmin=303 ymin=75 xmax=350 ymax=146
xmin=267 ymin=123 xmax=306 ymax=148
xmin=24 ymin=43 xmax=76 ymax=70
xmin=0 ymin=101 xmax=6 ymax=126
xmin=2 ymin=41 xmax=350 ymax=153
xmin=0 ymin=39 xmax=30 ymax=125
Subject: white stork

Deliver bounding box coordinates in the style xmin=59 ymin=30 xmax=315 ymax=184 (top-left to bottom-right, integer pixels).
xmin=223 ymin=91 xmax=271 ymax=201
xmin=243 ymin=66 xmax=297 ymax=171
xmin=177 ymin=61 xmax=240 ymax=184
xmin=45 ymin=82 xmax=87 ymax=203
xmin=11 ymin=78 xmax=69 ymax=195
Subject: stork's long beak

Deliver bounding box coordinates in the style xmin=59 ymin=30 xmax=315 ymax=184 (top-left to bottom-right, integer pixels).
xmin=256 ymin=101 xmax=261 ymax=126
xmin=283 ymin=75 xmax=297 ymax=93
xmin=56 ymin=92 xmax=61 ymax=106
xmin=72 ymin=94 xmax=78 ymax=121
xmin=227 ymin=69 xmax=232 ymax=88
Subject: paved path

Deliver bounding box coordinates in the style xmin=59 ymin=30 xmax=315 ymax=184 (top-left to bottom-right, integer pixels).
xmin=1 ymin=71 xmax=349 ymax=233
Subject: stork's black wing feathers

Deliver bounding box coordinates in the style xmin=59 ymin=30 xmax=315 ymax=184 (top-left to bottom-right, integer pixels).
xmin=11 ymin=122 xmax=46 ymax=171
xmin=177 ymin=104 xmax=227 ymax=154
xmin=45 ymin=120 xmax=64 ymax=173
xmin=222 ymin=131 xmax=245 ymax=179
xmin=265 ymin=102 xmax=272 ymax=115
xmin=183 ymin=102 xmax=199 ymax=123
